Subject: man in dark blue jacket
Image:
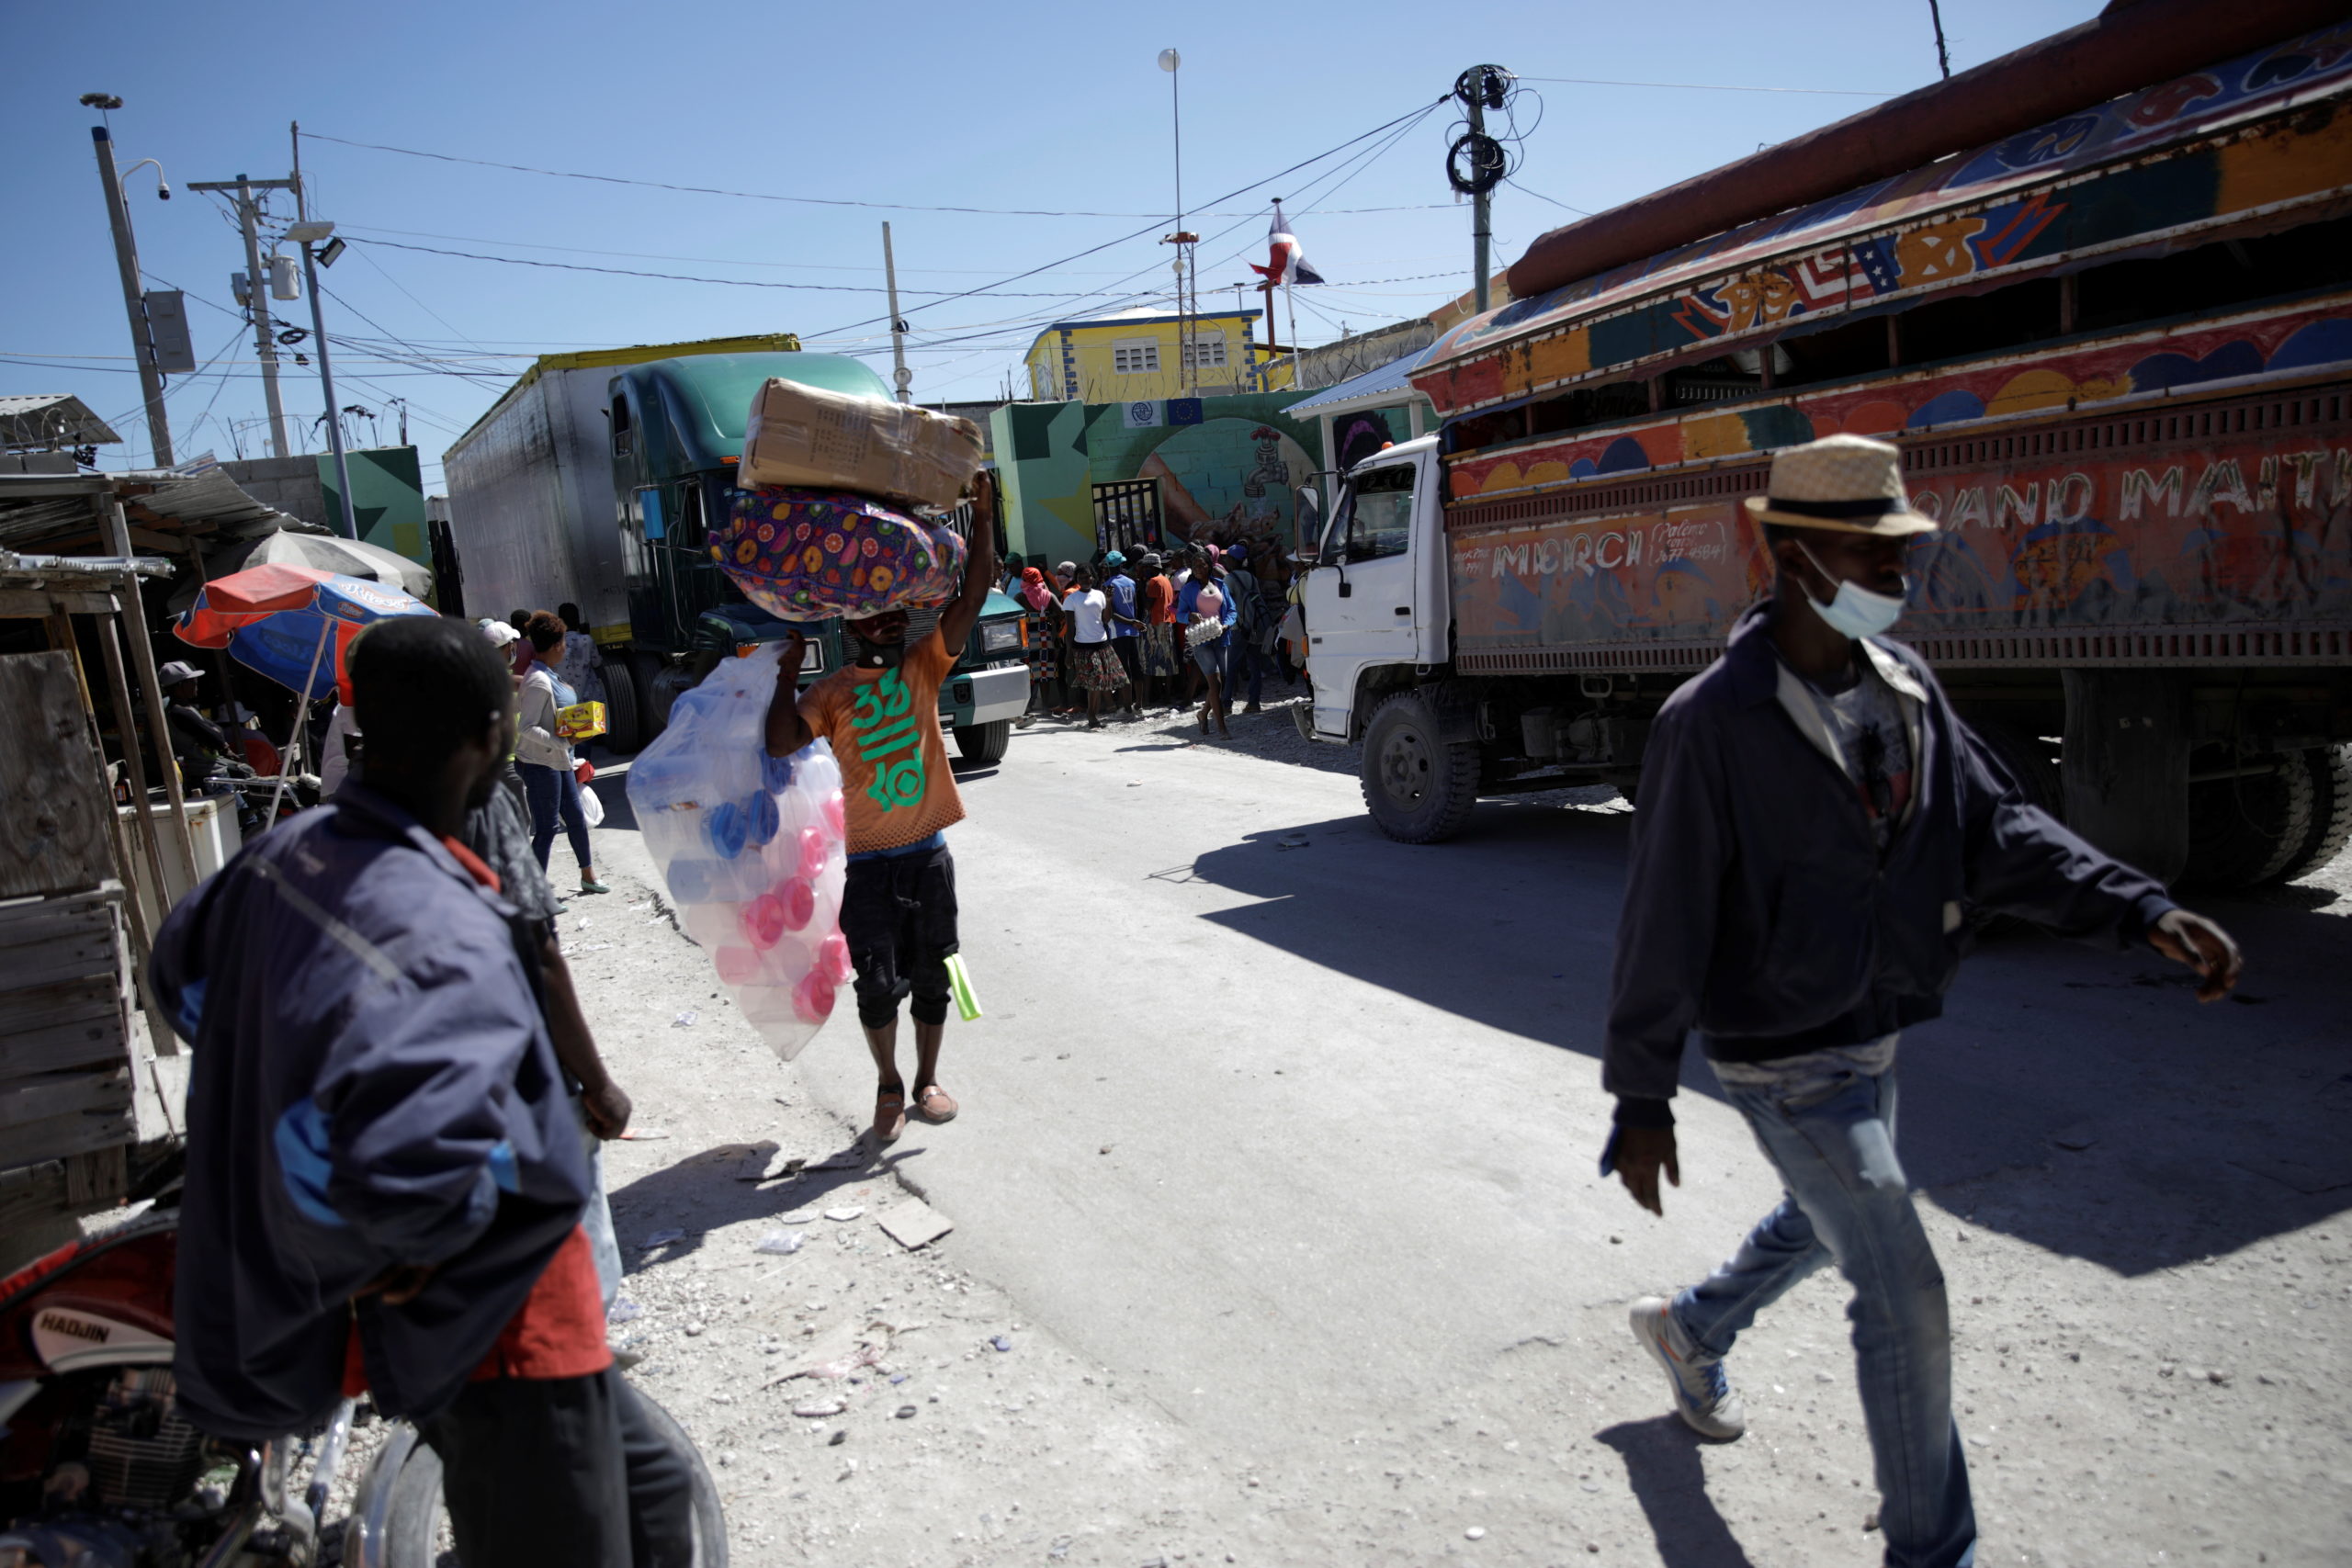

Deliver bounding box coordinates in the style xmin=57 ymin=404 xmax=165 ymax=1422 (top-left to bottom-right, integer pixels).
xmin=153 ymin=616 xmax=684 ymax=1565
xmin=1602 ymin=435 xmax=2241 ymax=1568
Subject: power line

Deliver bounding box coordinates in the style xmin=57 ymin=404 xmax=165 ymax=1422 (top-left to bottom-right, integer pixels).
xmin=299 ymin=130 xmax=1461 ymax=220
xmin=811 ymin=96 xmax=1454 ymax=342
xmin=1515 ymin=74 xmax=1895 ymax=96
xmin=342 ymin=236 xmax=1199 ymax=299
xmin=1505 ymin=177 xmax=1590 ymax=216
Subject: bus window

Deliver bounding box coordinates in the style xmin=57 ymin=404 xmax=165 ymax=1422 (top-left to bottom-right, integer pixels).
xmin=1774 ymin=314 xmax=1894 ymax=389
xmin=2075 ymin=213 xmax=2352 ymax=338
xmin=1897 ymin=276 xmax=2063 ymax=366
xmin=1531 ymin=378 xmax=1650 ymax=436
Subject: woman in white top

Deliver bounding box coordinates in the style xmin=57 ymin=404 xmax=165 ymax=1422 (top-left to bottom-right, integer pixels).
xmin=517 ymin=610 xmax=608 ymax=894
xmin=1060 ymin=564 xmax=1132 ymax=730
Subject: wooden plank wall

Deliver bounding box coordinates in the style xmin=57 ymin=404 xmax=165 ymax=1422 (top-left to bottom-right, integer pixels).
xmin=0 ymin=885 xmax=134 ymax=1169
xmin=0 ymin=651 xmax=119 ymax=901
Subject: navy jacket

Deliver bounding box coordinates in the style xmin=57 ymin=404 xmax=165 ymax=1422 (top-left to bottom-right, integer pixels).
xmin=1603 ymin=605 xmax=2177 ymax=1112
xmin=151 ymin=784 xmax=591 ymax=1441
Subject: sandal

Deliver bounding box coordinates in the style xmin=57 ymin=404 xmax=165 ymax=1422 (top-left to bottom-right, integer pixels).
xmin=871 ymin=1086 xmax=908 ymax=1145
xmin=912 ymin=1084 xmax=959 ymax=1124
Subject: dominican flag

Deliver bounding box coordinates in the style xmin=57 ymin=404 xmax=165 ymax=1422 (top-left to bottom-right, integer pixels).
xmin=1249 ymin=202 xmax=1325 ymax=288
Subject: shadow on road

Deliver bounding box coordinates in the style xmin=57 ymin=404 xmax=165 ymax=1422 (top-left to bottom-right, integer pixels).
xmin=1184 ymin=803 xmax=2352 ymax=1273
xmin=1595 ymin=1417 xmax=1758 ymax=1568
xmin=606 ymin=1137 xmax=924 ymax=1272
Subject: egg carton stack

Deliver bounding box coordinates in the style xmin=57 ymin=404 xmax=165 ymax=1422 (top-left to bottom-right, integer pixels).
xmin=625 ymin=643 xmax=850 ymax=1059
xmin=709 ymin=378 xmax=985 ymax=622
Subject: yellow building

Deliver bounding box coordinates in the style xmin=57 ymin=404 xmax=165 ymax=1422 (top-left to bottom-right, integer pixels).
xmin=1023 ymin=308 xmax=1294 ymax=402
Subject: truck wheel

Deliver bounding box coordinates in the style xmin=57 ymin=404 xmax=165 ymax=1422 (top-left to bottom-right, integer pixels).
xmin=2271 ymin=744 xmax=2352 ymax=883
xmin=632 ymin=654 xmax=673 ymax=741
xmin=1970 ymin=719 xmax=2062 ymax=817
xmin=1361 ymin=690 xmax=1479 ymax=844
xmin=956 ymin=718 xmax=1011 ymax=766
xmin=602 ymin=659 xmax=642 ymax=753
xmin=2182 ymin=750 xmax=2316 ymax=890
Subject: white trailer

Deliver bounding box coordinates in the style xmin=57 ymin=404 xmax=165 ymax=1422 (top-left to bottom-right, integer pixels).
xmin=441 ymin=333 xmax=798 ymax=641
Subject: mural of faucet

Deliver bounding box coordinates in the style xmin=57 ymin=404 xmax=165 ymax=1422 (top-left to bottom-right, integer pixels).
xmin=1239 ymin=425 xmax=1290 ymax=499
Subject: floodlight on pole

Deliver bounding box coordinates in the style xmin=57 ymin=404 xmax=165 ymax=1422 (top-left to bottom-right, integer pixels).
xmin=288 ymin=217 xmax=357 ymax=539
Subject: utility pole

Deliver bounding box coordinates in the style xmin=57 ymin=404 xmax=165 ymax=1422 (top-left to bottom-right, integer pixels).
xmin=1452 ymin=65 xmax=1510 ymax=315
xmin=285 ymin=124 xmax=356 ymax=538
xmin=89 ymin=122 xmax=175 ymax=467
xmin=882 ymin=221 xmax=911 ymax=404
xmin=188 ymin=173 xmax=297 ymax=458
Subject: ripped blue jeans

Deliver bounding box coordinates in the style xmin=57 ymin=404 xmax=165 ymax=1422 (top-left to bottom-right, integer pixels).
xmin=1673 ymin=1055 xmax=1977 ymax=1568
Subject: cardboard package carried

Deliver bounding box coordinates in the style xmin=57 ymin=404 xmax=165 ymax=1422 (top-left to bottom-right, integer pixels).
xmin=740 ymin=379 xmax=984 ymax=513
xmin=557 ymin=700 xmax=608 ymax=739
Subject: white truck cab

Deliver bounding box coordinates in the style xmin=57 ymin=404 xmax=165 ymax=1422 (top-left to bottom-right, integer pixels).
xmin=1297 ymin=434 xmax=1488 ymax=840
xmin=1300 ymin=434 xmax=1449 ymax=739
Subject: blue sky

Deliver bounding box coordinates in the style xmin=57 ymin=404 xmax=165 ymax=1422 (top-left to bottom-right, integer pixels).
xmin=6 ymin=0 xmax=2098 ymax=489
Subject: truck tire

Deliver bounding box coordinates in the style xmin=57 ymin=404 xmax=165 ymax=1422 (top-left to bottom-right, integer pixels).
xmin=602 ymin=658 xmax=642 ymax=754
xmin=632 ymin=654 xmax=673 ymax=742
xmin=2272 ymin=744 xmax=2352 ymax=883
xmin=2183 ymin=750 xmax=2316 ymax=890
xmin=1361 ymin=689 xmax=1479 ymax=844
xmin=956 ymin=718 xmax=1012 ymax=766
xmin=1969 ymin=719 xmax=2062 ymax=817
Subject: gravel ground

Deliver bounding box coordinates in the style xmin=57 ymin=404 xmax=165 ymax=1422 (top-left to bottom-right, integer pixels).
xmin=74 ymin=710 xmax=2346 ymax=1566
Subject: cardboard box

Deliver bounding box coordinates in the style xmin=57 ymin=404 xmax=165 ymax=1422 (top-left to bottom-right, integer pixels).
xmin=557 ymin=700 xmax=608 ymax=739
xmin=740 ymin=379 xmax=983 ymax=512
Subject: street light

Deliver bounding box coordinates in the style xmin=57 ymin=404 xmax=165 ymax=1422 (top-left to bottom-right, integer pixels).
xmin=286 ymin=219 xmax=356 ymax=538
xmin=1159 ymin=48 xmax=1193 ymax=392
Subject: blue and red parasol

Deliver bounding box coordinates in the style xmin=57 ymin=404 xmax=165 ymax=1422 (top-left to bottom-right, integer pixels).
xmin=175 ymin=563 xmax=435 ymax=702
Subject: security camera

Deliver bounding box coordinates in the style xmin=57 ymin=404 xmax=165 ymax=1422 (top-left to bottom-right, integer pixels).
xmin=156 ymin=181 xmax=172 ymax=200
xmin=79 ymin=92 xmax=123 ymax=110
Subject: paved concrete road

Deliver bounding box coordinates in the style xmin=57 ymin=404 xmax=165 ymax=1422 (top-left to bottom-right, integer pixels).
xmin=596 ymin=717 xmax=2352 ymax=1565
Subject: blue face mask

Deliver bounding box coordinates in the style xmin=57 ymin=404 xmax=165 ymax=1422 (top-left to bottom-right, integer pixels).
xmin=1797 ymin=541 xmax=1907 ymax=639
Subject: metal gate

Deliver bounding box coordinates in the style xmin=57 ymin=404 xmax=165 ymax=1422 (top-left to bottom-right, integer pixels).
xmin=1092 ymin=479 xmax=1162 ymax=557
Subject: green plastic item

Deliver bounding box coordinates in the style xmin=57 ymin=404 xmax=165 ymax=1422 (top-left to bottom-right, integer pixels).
xmin=944 ymin=953 xmax=982 ymax=1022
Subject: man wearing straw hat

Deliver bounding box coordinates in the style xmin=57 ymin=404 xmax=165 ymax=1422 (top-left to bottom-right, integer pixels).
xmin=1601 ymin=434 xmax=2243 ymax=1568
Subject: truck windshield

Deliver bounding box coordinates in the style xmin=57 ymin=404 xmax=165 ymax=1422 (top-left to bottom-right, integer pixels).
xmin=1339 ymin=465 xmax=1412 ymax=563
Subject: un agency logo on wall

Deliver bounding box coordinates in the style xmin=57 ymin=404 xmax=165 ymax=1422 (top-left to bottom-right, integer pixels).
xmin=1123 ymin=400 xmax=1163 ymax=429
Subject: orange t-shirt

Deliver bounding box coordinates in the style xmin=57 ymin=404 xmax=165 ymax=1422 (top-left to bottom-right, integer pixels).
xmin=798 ymin=629 xmax=966 ymax=853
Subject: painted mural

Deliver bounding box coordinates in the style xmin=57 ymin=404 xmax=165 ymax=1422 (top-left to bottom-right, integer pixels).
xmin=989 ymin=393 xmax=1324 ymax=568
xmin=1416 ymin=23 xmax=2352 ymax=415
xmin=1446 ymin=297 xmax=2352 ymax=501
xmin=1451 ymin=424 xmax=2352 ymax=660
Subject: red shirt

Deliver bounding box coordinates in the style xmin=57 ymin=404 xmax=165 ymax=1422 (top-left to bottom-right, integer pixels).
xmin=339 ymin=838 xmax=612 ymax=1390
xmin=1143 ymin=576 xmax=1176 ymax=626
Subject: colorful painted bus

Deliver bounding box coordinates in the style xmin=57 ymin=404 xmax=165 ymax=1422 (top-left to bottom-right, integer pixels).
xmin=1300 ymin=9 xmax=2352 ymax=888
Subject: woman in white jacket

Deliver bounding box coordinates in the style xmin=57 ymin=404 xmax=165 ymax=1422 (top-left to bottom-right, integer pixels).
xmin=517 ymin=610 xmax=608 ymax=895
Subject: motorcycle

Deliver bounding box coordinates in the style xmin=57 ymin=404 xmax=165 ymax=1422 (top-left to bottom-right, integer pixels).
xmin=0 ymin=1191 xmax=726 ymax=1567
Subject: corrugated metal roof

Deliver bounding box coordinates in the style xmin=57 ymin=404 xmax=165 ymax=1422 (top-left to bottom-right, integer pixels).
xmin=0 ymin=468 xmax=314 ymax=553
xmin=1283 ymin=342 xmax=1437 ymax=415
xmin=0 ymin=394 xmax=123 ymax=448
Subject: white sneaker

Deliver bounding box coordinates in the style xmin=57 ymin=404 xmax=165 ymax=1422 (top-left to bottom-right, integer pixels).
xmin=1630 ymin=1296 xmax=1747 ymax=1441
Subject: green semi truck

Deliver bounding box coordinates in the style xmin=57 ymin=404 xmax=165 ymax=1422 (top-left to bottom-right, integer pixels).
xmin=443 ymin=335 xmax=1029 ymax=760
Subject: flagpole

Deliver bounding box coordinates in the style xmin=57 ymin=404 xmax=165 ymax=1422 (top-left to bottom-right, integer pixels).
xmin=1284 ymin=279 xmax=1298 ymax=389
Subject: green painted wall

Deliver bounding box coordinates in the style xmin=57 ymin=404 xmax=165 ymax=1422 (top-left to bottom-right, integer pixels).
xmin=989 ymin=393 xmax=1325 ymax=567
xmin=319 ymin=446 xmax=429 ymax=566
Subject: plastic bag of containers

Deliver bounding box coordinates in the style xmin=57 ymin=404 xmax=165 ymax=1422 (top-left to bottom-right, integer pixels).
xmin=711 ymin=487 xmax=967 ymax=623
xmin=625 ymin=642 xmax=851 ymax=1060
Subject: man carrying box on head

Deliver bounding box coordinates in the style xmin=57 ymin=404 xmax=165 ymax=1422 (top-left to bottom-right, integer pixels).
xmin=763 ymin=474 xmax=1000 ymax=1148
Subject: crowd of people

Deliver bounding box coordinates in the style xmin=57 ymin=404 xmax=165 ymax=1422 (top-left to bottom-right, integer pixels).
xmin=1009 ymin=540 xmax=1299 ymax=739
